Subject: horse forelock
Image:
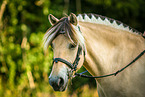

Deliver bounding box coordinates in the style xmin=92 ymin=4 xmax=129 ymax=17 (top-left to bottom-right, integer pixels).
xmin=77 ymin=13 xmax=142 ymax=35
xmin=43 ymin=17 xmax=85 ymax=51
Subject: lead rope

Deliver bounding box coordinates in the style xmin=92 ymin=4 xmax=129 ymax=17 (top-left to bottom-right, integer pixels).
xmin=74 ymin=50 xmax=145 ymax=78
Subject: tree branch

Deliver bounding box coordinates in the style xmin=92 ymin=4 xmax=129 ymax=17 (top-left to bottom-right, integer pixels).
xmin=0 ymin=0 xmax=7 ymax=28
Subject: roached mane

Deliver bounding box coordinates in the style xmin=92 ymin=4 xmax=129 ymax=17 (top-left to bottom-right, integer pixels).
xmin=77 ymin=13 xmax=142 ymax=35
xmin=43 ymin=17 xmax=84 ymax=50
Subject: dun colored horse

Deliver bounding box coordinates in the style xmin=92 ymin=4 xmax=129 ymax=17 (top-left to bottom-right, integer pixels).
xmin=43 ymin=13 xmax=145 ymax=97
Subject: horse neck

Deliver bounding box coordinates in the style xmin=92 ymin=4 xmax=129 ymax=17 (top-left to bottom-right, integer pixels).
xmin=79 ymin=21 xmax=145 ymax=76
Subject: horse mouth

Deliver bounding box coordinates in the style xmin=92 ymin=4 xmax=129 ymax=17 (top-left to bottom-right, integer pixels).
xmin=53 ymin=86 xmax=66 ymax=91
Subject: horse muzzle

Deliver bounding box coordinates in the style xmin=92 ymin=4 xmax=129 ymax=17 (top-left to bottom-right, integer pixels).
xmin=49 ymin=67 xmax=69 ymax=91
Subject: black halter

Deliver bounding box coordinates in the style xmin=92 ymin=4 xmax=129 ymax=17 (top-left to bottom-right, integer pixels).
xmin=53 ymin=46 xmax=82 ymax=71
xmin=53 ymin=49 xmax=145 ymax=79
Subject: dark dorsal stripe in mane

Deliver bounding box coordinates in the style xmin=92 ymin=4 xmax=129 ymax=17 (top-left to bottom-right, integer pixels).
xmin=52 ymin=18 xmax=74 ymax=37
xmin=77 ymin=13 xmax=142 ymax=35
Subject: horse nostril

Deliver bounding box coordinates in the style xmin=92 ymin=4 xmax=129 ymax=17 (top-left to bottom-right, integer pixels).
xmin=49 ymin=77 xmax=65 ymax=91
xmin=58 ymin=77 xmax=64 ymax=87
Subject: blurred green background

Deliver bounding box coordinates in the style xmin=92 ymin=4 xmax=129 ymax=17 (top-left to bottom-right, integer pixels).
xmin=0 ymin=0 xmax=145 ymax=97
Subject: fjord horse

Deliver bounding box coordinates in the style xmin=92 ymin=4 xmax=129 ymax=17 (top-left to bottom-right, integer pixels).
xmin=43 ymin=13 xmax=145 ymax=97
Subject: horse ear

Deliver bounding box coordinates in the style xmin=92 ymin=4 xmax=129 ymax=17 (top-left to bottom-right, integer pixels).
xmin=48 ymin=14 xmax=59 ymax=25
xmin=69 ymin=13 xmax=78 ymax=26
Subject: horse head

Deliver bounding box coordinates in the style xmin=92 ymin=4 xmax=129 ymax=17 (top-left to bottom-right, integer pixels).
xmin=43 ymin=13 xmax=85 ymax=91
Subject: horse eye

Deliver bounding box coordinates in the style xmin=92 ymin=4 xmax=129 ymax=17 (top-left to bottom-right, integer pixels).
xmin=69 ymin=44 xmax=76 ymax=49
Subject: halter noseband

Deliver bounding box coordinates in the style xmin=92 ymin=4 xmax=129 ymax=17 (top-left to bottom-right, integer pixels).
xmin=53 ymin=46 xmax=82 ymax=71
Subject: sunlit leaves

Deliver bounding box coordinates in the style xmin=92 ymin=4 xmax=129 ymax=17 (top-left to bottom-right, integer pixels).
xmin=0 ymin=0 xmax=145 ymax=96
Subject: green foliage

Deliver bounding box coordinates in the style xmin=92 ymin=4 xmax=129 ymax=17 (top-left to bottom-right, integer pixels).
xmin=0 ymin=0 xmax=145 ymax=97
